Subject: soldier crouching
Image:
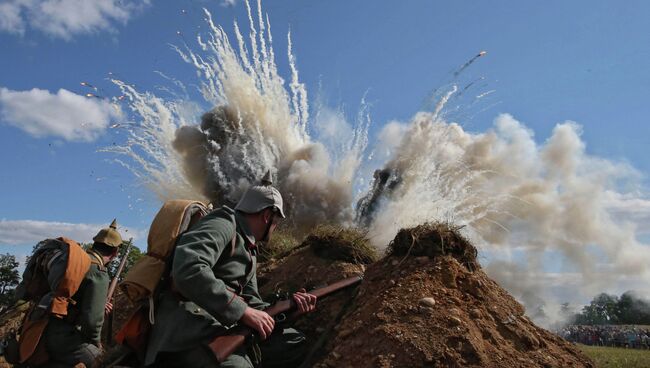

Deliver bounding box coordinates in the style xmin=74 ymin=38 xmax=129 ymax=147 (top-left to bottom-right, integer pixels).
xmin=145 ymin=177 xmax=316 ymax=368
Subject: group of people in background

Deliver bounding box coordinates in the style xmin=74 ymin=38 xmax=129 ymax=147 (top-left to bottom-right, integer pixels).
xmin=559 ymin=325 xmax=650 ymax=349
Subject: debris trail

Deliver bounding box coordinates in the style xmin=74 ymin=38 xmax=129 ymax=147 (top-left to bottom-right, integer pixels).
xmin=454 ymin=50 xmax=487 ymax=77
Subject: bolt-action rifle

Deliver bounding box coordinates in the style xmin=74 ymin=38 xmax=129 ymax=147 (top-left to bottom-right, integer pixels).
xmin=107 ymin=238 xmax=133 ymax=302
xmin=209 ymin=275 xmax=363 ymax=362
xmin=104 ymin=239 xmax=132 ymax=342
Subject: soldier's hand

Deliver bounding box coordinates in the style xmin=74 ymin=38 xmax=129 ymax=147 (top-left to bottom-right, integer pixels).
xmin=292 ymin=288 xmax=317 ymax=315
xmin=240 ymin=307 xmax=274 ymax=340
xmin=104 ymin=301 xmax=113 ymax=316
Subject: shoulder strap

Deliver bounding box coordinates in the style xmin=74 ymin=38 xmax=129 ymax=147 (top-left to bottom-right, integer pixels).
xmin=87 ymin=250 xmax=105 ymax=271
xmin=225 ymin=209 xmax=238 ymax=258
xmin=222 ymin=213 xmax=256 ymax=292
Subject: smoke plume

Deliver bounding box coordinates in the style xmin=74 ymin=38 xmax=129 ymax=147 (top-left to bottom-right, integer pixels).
xmin=108 ymin=0 xmax=650 ymax=324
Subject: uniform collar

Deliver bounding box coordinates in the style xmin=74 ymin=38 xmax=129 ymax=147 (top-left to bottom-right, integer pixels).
xmin=235 ymin=210 xmax=257 ymax=248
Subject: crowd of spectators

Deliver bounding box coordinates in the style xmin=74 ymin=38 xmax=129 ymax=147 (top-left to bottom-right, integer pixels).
xmin=559 ymin=325 xmax=650 ymax=349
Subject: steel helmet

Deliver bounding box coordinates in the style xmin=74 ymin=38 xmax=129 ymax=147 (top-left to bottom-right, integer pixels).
xmin=92 ymin=219 xmax=123 ymax=248
xmin=235 ymin=172 xmax=286 ymax=218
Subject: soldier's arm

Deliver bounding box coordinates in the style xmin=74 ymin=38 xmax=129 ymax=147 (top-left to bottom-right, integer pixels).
xmin=78 ymin=266 xmax=109 ymax=345
xmin=172 ymin=217 xmax=248 ymax=326
xmin=240 ymin=271 xmax=269 ymax=310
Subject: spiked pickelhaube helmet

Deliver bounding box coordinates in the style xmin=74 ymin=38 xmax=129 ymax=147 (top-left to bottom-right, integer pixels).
xmin=92 ymin=219 xmax=123 ymax=248
xmin=235 ymin=171 xmax=286 ymax=218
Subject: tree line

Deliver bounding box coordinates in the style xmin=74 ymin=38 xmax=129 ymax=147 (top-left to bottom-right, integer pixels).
xmin=563 ymin=292 xmax=650 ymax=325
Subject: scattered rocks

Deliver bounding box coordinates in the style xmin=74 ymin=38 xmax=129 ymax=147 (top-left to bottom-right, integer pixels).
xmin=470 ymin=308 xmax=482 ymax=319
xmin=419 ymin=297 xmax=436 ymax=307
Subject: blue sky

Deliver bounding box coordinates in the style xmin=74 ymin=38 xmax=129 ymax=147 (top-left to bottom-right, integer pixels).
xmin=2 ymin=1 xmax=650 ymax=312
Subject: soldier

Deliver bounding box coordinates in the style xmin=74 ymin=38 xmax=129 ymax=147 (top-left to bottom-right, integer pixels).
xmin=145 ymin=178 xmax=317 ymax=368
xmin=41 ymin=220 xmax=122 ymax=367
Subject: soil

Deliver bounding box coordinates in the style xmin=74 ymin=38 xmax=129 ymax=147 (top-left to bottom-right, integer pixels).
xmin=1 ymin=223 xmax=595 ymax=368
xmin=260 ymin=224 xmax=595 ymax=368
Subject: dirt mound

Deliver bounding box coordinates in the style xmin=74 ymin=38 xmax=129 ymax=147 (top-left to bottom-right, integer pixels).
xmin=304 ymin=224 xmax=595 ymax=368
xmin=258 ymin=228 xmax=367 ymax=349
xmin=390 ymin=223 xmax=478 ymax=271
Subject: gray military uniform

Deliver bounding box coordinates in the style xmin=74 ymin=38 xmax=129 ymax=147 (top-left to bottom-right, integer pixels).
xmin=41 ymin=254 xmax=107 ymax=367
xmin=145 ymin=206 xmax=306 ymax=368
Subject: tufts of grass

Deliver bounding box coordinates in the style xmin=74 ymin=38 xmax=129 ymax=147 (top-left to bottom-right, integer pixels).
xmin=579 ymin=344 xmax=650 ymax=368
xmin=258 ymin=229 xmax=301 ymax=262
xmin=388 ymin=222 xmax=478 ymax=271
xmin=303 ymin=225 xmax=377 ymax=264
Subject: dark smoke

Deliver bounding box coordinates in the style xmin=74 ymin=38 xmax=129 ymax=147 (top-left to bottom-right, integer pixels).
xmin=355 ymin=168 xmax=402 ymax=227
xmin=172 ymin=105 xmax=263 ymax=207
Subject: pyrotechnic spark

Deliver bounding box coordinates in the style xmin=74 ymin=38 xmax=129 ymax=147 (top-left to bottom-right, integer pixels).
xmin=476 ymin=90 xmax=496 ymax=99
xmin=454 ymin=50 xmax=487 ymax=77
xmin=80 ymin=82 xmax=98 ymax=90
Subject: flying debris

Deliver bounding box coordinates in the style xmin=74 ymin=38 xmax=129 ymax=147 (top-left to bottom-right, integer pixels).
xmin=454 ymin=50 xmax=488 ymax=77
xmin=80 ymin=81 xmax=98 ymax=90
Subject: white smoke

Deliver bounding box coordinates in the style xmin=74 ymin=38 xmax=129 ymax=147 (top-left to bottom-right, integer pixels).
xmin=105 ymin=0 xmax=650 ymax=325
xmin=109 ymin=1 xmax=368 ymax=230
xmin=365 ymin=108 xmax=650 ymax=325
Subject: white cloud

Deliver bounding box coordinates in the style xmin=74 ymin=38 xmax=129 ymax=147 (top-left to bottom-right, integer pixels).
xmin=0 ymin=219 xmax=145 ymax=246
xmin=0 ymin=1 xmax=25 ymax=35
xmin=0 ymin=87 xmax=122 ymax=141
xmin=0 ymin=0 xmax=149 ymax=40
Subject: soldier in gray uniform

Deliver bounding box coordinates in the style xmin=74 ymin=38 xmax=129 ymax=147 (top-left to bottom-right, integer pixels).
xmin=42 ymin=220 xmax=122 ymax=367
xmin=146 ymin=179 xmax=317 ymax=368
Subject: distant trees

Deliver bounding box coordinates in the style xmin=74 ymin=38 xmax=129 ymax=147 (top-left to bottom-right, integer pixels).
xmin=106 ymin=239 xmax=144 ymax=281
xmin=0 ymin=254 xmax=20 ymax=308
xmin=572 ymin=291 xmax=650 ymax=325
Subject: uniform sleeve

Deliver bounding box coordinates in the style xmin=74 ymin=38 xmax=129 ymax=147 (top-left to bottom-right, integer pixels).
xmin=172 ymin=217 xmax=248 ymax=326
xmin=241 ymin=262 xmax=269 ymax=310
xmin=78 ymin=266 xmax=109 ymax=345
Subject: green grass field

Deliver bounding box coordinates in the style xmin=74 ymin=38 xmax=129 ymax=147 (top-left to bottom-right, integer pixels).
xmin=579 ymin=344 xmax=650 ymax=368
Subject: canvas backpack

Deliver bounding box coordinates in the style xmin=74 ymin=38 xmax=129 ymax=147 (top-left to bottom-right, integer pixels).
xmin=6 ymin=237 xmax=91 ymax=365
xmin=116 ymin=200 xmax=243 ymax=358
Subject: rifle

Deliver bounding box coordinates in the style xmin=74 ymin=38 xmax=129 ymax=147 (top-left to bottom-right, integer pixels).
xmin=107 ymin=238 xmax=133 ymax=302
xmin=104 ymin=239 xmax=132 ymax=343
xmin=208 ymin=275 xmax=363 ymax=362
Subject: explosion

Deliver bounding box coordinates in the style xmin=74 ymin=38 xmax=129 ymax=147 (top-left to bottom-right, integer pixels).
xmin=106 ymin=0 xmax=650 ymax=325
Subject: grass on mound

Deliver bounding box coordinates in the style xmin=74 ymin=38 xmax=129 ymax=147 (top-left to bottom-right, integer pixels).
xmin=258 ymin=229 xmax=300 ymax=262
xmin=303 ymin=225 xmax=378 ymax=264
xmin=388 ymin=222 xmax=478 ymax=271
xmin=579 ymin=344 xmax=650 ymax=368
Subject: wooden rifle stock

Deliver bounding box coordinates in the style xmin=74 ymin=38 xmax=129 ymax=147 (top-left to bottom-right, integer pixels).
xmin=208 ymin=275 xmax=363 ymax=362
